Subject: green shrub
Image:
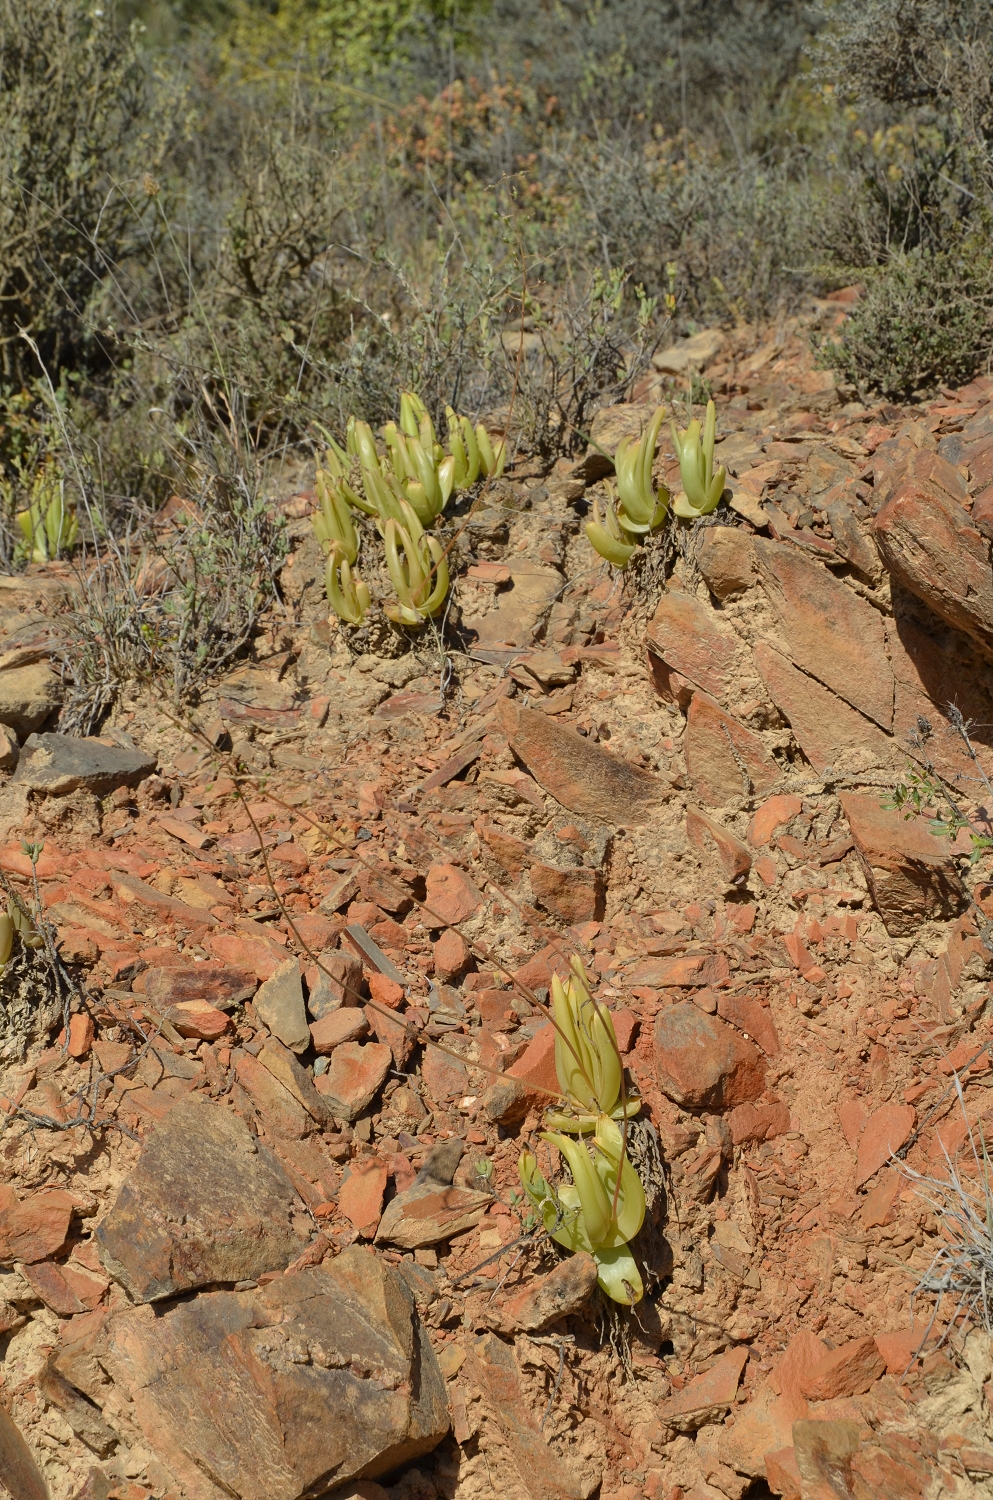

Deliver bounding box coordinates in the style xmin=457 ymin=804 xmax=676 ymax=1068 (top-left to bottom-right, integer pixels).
xmin=820 ymin=247 xmax=993 ymax=399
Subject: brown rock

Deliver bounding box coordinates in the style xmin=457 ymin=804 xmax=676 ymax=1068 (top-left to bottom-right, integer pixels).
xmin=798 ymin=1338 xmax=885 ymax=1400
xmin=529 ymin=862 xmax=604 ymax=923
xmin=728 ymin=1100 xmax=791 ymax=1145
xmin=338 ymin=1156 xmax=388 ymax=1237
xmin=498 ymin=701 xmax=666 ymax=827
xmin=315 ymin=1041 xmax=391 ymax=1122
xmin=686 ymin=805 xmax=752 ymax=883
xmin=166 ymin=1000 xmax=231 ymax=1041
xmin=656 ymin=1347 xmax=748 ymax=1430
xmin=684 ymin=694 xmax=779 ymax=805
xmin=716 ymin=994 xmax=781 ymax=1055
xmin=825 ymin=496 xmax=883 ymax=583
xmin=479 ymin=1021 xmax=561 ymax=1124
xmin=253 ymin=958 xmax=310 ymax=1053
xmin=839 ymin=791 xmax=968 ymax=935
xmin=464 ymin=560 xmax=563 ymax=648
xmin=0 ymin=663 xmax=62 ymax=737
xmin=306 ymin=951 xmax=364 ymax=1019
xmin=653 ymin=1004 xmax=765 ymax=1109
xmin=748 ymin=793 xmax=802 ymax=848
xmin=696 ymin=526 xmax=758 ymax=599
xmin=874 ymin=474 xmax=993 ymax=658
xmin=421 ymin=1045 xmax=468 ymax=1102
xmin=376 ymin=1183 xmax=491 ymax=1249
xmin=0 ymin=1400 xmax=50 ymax=1500
xmin=875 ymin=446 xmax=966 ymax=509
xmin=478 ymin=823 xmax=532 ymax=876
xmin=433 ymin=928 xmax=469 ymax=981
xmin=754 ymin=538 xmax=894 ymax=729
xmin=357 ymin=865 xmax=414 ymax=915
xmin=234 ymin=1050 xmax=313 ymax=1137
xmin=465 ymin=1332 xmax=593 ymax=1499
xmin=57 ymin=1251 xmax=449 ymax=1500
xmin=753 ymin=643 xmax=900 ymax=777
xmin=496 ymin=1253 xmax=599 ymax=1331
xmin=309 ymin=1009 xmax=369 ymax=1054
xmin=0 ymin=1189 xmax=74 ymax=1263
xmin=258 ymin=1038 xmax=331 ymax=1125
xmin=625 ymin=952 xmax=731 ymax=988
xmin=791 ymin=1419 xmax=863 ymax=1496
xmin=855 ymin=1103 xmax=916 ymax=1187
xmin=577 ymin=403 xmax=659 ymax=481
xmin=763 ymin=1447 xmax=802 ymax=1499
xmin=67 ymin=1013 xmax=95 ymax=1058
xmin=770 ymin=1329 xmax=829 ymax=1406
xmin=885 ymin=612 xmax=993 ymax=785
xmin=95 ymin=1096 xmax=301 ymax=1301
xmin=646 ymin=593 xmax=740 ymax=701
xmin=718 ymin=1382 xmax=805 ymax=1482
xmin=425 ymin=863 xmax=483 ymax=926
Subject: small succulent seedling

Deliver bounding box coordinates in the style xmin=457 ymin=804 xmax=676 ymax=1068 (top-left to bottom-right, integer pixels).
xmin=671 ymin=399 xmax=726 ymax=518
xmin=517 ymin=957 xmax=646 ymax=1304
xmin=585 ymin=407 xmax=668 ymax=569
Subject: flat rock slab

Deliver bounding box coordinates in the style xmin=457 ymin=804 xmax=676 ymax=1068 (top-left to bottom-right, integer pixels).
xmin=13 ymin=732 xmax=156 ymax=795
xmin=376 ymin=1182 xmax=491 ymax=1249
xmin=647 ymin=592 xmax=740 ymax=701
xmin=654 ymin=1004 xmax=765 ymax=1109
xmin=839 ymin=792 xmax=968 ymax=936
xmin=55 ymin=1250 xmax=449 ymax=1500
xmin=498 ymin=702 xmax=666 ymax=827
xmin=96 ymin=1096 xmax=303 ymax=1301
xmin=0 ymin=663 xmax=62 ymax=737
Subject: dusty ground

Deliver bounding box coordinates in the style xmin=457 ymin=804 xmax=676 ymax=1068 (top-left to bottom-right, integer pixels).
xmin=3 ymin=295 xmax=993 ymax=1500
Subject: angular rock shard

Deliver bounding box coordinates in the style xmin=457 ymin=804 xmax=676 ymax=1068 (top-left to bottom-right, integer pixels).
xmin=56 ymin=1251 xmax=449 ymax=1500
xmin=839 ymin=792 xmax=968 ymax=936
xmin=498 ymin=701 xmax=667 ymax=827
xmin=12 ymin=733 xmax=156 ymax=794
xmin=874 ymin=474 xmax=993 ymax=659
xmin=96 ymin=1096 xmax=302 ymax=1301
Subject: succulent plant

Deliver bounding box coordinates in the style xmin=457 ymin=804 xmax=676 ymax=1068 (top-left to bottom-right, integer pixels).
xmin=312 ymin=469 xmax=359 ymax=565
xmin=671 ymin=399 xmax=726 ymax=518
xmin=519 ymin=1114 xmax=646 ymax=1305
xmin=584 ymin=486 xmax=638 ymax=569
xmin=383 ymin=509 xmax=450 ymax=624
xmin=613 ymin=406 xmax=669 ymax=534
xmin=324 ymin=544 xmax=371 ymax=626
xmin=15 ymin=473 xmax=78 ymax=564
xmin=517 ymin=958 xmax=645 ymax=1305
xmin=585 ymin=407 xmax=667 ymax=569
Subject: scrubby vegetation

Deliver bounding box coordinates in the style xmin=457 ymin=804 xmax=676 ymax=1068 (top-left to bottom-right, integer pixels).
xmin=3 ymin=0 xmax=993 ymax=711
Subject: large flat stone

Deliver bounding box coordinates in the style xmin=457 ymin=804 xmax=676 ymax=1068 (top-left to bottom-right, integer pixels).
xmin=498 ymin=701 xmax=667 ymax=827
xmin=839 ymin=792 xmax=968 ymax=936
xmin=752 ymin=643 xmax=899 ymax=777
xmin=55 ymin=1250 xmax=449 ymax=1500
xmin=13 ymin=732 xmax=156 ymax=794
xmin=96 ymin=1096 xmax=303 ymax=1301
xmin=874 ymin=474 xmax=993 ymax=659
xmin=754 ymin=539 xmax=894 ymax=730
xmin=463 ymin=561 xmax=563 ymax=648
xmin=684 ymin=692 xmax=779 ymax=804
xmin=647 ymin=591 xmax=741 ymax=701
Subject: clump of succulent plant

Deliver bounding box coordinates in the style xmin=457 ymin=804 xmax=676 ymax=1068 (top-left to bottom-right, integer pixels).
xmin=586 ymin=407 xmax=668 ymax=569
xmin=517 ymin=958 xmax=646 ymax=1305
xmin=671 ymin=399 xmax=726 ymax=518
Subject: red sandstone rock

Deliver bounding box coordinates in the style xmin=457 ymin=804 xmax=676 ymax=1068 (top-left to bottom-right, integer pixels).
xmin=798 ymin=1337 xmax=885 ymax=1400
xmin=167 ymin=999 xmax=231 ymax=1041
xmin=855 ymin=1103 xmax=916 ymax=1186
xmin=309 ymin=1009 xmax=369 ymax=1054
xmin=748 ymin=794 xmax=802 ymax=848
xmin=728 ymin=1100 xmax=791 ymax=1145
xmin=433 ymin=928 xmax=469 ymax=981
xmin=840 ymin=792 xmax=968 ymax=935
xmin=529 ymin=862 xmax=603 ymax=923
xmin=874 ymin=473 xmax=993 ymax=659
xmin=654 ymin=1004 xmax=765 ymax=1109
xmin=646 ymin=592 xmax=740 ymax=700
xmin=337 ymin=1156 xmax=388 ymax=1237
xmin=686 ymin=806 xmax=752 ymax=883
xmin=0 ymin=1190 xmax=74 ymax=1263
xmin=684 ymin=693 xmax=779 ymax=805
xmin=425 ymin=863 xmax=484 ymax=926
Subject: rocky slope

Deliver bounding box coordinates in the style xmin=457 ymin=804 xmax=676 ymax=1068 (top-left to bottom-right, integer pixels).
xmin=2 ymin=299 xmax=993 ymax=1500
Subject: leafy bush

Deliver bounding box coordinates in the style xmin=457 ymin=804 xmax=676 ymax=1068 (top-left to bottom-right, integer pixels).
xmin=820 ymin=247 xmax=993 ymax=398
xmin=0 ymin=0 xmax=175 ymax=386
